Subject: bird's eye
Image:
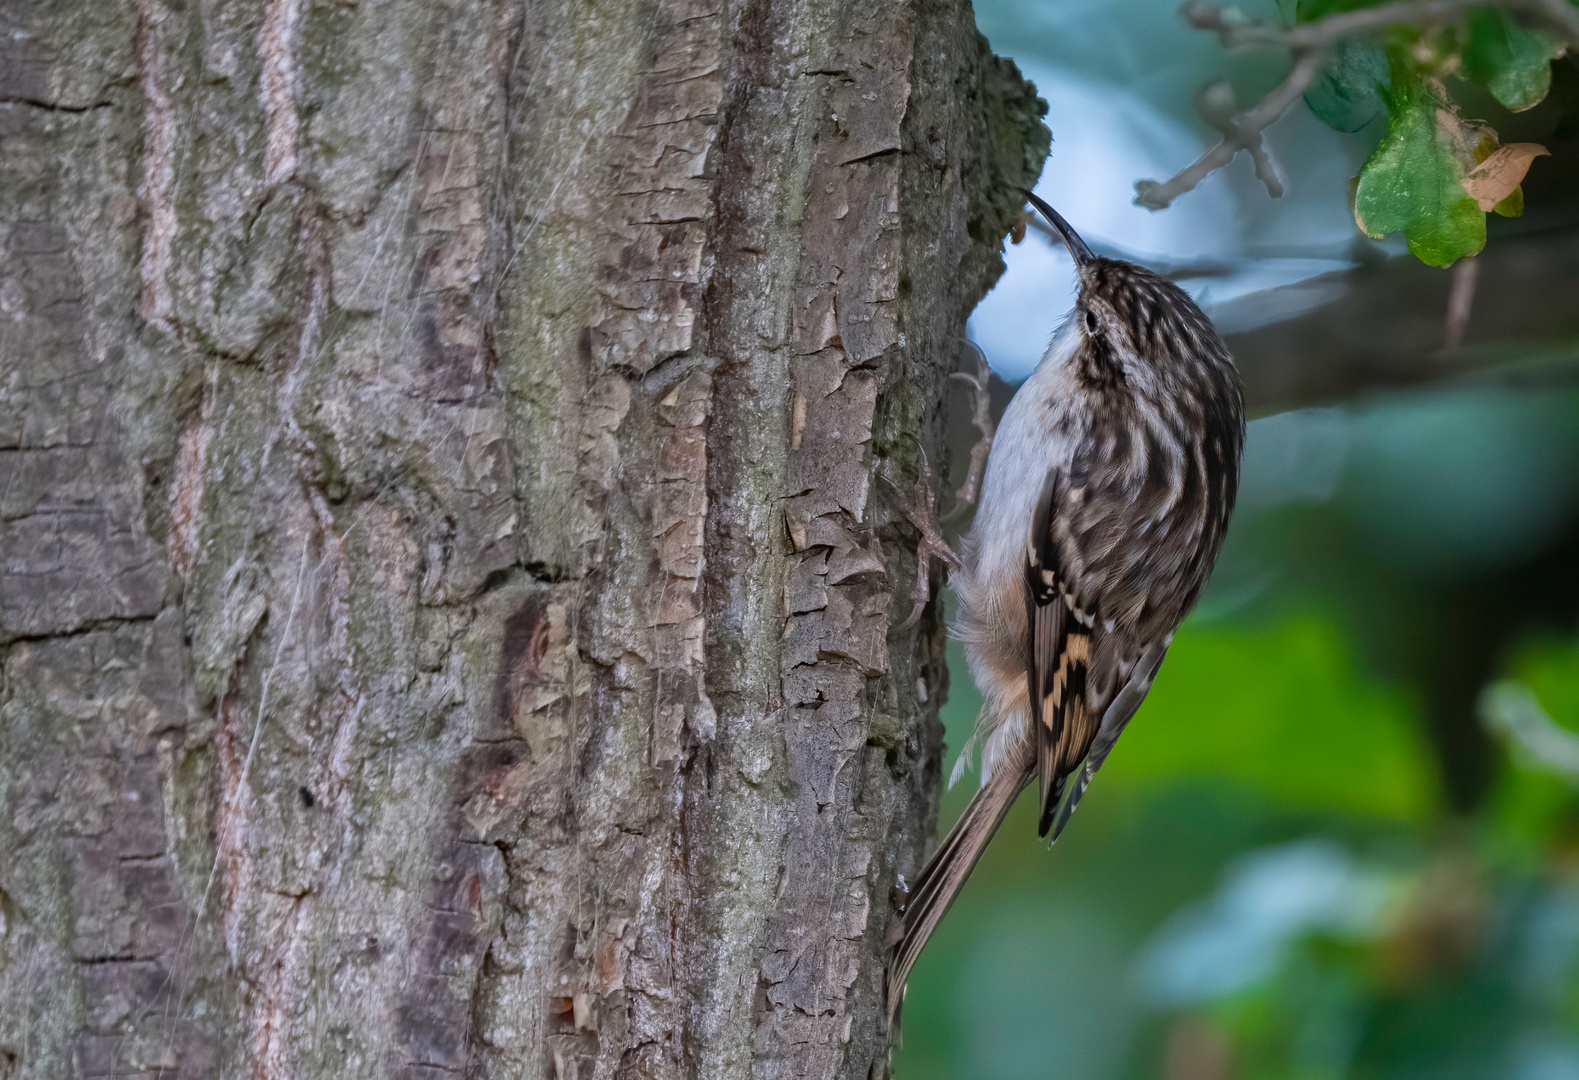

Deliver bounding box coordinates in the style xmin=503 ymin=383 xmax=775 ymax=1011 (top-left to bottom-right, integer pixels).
xmin=1084 ymin=309 xmax=1099 ymax=334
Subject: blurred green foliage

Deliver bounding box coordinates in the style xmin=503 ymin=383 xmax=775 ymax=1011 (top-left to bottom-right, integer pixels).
xmin=1112 ymin=616 xmax=1431 ymax=821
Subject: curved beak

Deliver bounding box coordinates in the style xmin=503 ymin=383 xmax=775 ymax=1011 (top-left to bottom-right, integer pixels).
xmin=1021 ymin=190 xmax=1093 ymax=267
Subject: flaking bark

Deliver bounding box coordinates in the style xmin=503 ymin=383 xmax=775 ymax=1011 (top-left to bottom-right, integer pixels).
xmin=0 ymin=0 xmax=1047 ymax=1076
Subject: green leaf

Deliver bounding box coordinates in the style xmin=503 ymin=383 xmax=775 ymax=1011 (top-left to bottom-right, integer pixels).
xmin=1462 ymin=6 xmax=1555 ymax=112
xmin=1354 ymin=74 xmax=1486 ymax=266
xmin=1494 ymin=185 xmax=1524 ymax=217
xmin=1305 ymin=37 xmax=1390 ymax=132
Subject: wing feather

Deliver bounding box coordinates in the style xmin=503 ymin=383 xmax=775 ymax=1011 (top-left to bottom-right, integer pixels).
xmin=1024 ymin=472 xmax=1098 ymax=837
xmin=1044 ymin=642 xmax=1169 ymax=842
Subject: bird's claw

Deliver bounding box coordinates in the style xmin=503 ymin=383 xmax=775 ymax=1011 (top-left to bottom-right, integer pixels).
xmin=944 ymin=342 xmax=995 ymax=523
xmin=895 ymin=452 xmax=961 ymax=629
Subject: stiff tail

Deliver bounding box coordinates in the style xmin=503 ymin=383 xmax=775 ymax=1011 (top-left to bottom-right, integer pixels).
xmin=886 ymin=757 xmax=1033 ymax=1029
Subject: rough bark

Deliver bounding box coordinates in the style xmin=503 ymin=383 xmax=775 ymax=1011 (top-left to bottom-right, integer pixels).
xmin=0 ymin=0 xmax=1047 ymax=1077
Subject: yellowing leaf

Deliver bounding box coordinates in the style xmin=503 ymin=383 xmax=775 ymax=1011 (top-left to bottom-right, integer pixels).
xmin=1494 ymin=186 xmax=1524 ymax=219
xmin=1463 ymin=143 xmax=1550 ymax=212
xmin=1472 ymin=125 xmax=1501 ymax=166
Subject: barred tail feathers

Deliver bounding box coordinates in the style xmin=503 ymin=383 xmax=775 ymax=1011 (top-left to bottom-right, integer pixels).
xmin=886 ymin=754 xmax=1033 ymax=1030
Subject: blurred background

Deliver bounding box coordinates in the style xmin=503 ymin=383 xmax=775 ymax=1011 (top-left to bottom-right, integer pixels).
xmin=896 ymin=1 xmax=1579 ymax=1077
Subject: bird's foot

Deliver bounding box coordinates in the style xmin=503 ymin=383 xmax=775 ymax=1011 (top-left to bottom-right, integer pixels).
xmin=894 ymin=451 xmax=961 ymax=629
xmin=944 ymin=341 xmax=995 ymax=523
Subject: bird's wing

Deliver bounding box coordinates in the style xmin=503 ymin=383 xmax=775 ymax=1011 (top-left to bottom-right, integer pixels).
xmin=1043 ymin=640 xmax=1168 ymax=842
xmin=1024 ymin=472 xmax=1101 ymax=837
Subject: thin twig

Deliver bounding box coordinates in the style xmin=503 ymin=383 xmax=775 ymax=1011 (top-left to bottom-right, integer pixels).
xmin=1444 ymin=255 xmax=1478 ymax=349
xmin=1025 ymin=215 xmax=1355 ymax=278
xmin=1196 ymin=79 xmax=1287 ymax=198
xmin=1481 ymin=681 xmax=1579 ymax=781
xmin=1135 ymin=45 xmax=1330 ymax=210
xmin=1187 ymin=0 xmax=1579 ymax=49
xmin=1187 ymin=0 xmax=1462 ymax=47
xmin=1534 ymin=0 xmax=1579 ymax=44
xmin=1142 ymin=0 xmax=1579 ymax=211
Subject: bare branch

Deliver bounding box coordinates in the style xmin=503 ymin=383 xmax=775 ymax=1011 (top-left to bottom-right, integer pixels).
xmin=1140 ymin=0 xmax=1579 ymax=212
xmin=1135 ymin=46 xmax=1329 ymax=210
xmin=1533 ymin=0 xmax=1579 ymax=44
xmin=1196 ymin=79 xmax=1287 ymax=198
xmin=1186 ymin=0 xmax=1579 ymax=49
xmin=1481 ymin=681 xmax=1579 ymax=782
xmin=1185 ymin=0 xmax=1469 ymax=48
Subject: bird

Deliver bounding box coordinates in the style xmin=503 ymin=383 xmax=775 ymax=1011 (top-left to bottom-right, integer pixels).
xmin=886 ymin=192 xmax=1245 ymax=1027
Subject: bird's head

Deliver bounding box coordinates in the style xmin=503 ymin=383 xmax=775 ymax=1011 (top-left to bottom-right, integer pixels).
xmin=1021 ymin=191 xmax=1237 ymax=401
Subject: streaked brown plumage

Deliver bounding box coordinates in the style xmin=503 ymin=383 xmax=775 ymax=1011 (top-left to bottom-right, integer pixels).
xmin=887 ymin=194 xmax=1245 ymax=1027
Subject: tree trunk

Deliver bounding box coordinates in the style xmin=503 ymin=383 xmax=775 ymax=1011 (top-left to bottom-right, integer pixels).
xmin=0 ymin=0 xmax=1045 ymax=1076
